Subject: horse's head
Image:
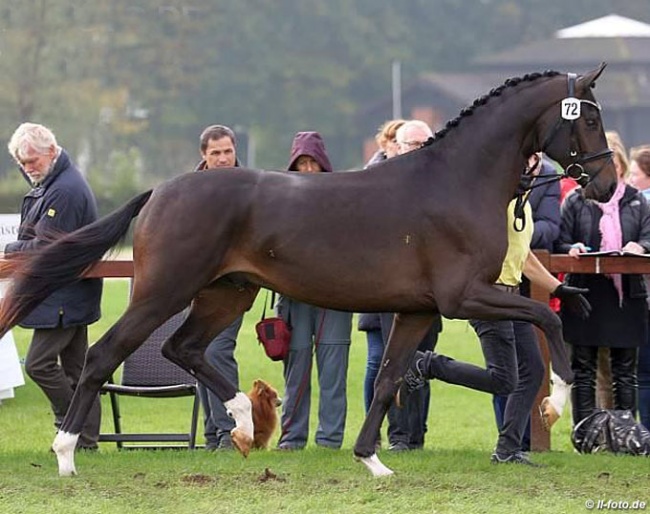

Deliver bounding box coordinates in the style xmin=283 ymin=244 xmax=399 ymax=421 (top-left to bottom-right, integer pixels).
xmin=536 ymin=63 xmax=617 ymax=201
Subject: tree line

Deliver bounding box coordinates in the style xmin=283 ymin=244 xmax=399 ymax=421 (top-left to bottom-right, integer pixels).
xmin=0 ymin=0 xmax=646 ymax=214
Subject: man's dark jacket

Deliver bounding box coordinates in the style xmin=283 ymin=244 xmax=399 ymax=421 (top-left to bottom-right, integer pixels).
xmin=5 ymin=150 xmax=102 ymax=328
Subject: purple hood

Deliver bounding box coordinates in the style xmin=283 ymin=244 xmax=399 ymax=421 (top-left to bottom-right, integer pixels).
xmin=287 ymin=131 xmax=333 ymax=172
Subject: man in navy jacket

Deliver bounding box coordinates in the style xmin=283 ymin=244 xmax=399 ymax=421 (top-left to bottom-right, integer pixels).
xmin=6 ymin=122 xmax=102 ymax=450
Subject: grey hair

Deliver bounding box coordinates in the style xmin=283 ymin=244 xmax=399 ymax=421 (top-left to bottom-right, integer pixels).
xmin=395 ymin=120 xmax=434 ymax=143
xmin=8 ymin=122 xmax=58 ymax=162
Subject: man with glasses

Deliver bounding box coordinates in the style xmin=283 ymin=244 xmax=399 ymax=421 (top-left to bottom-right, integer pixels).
xmin=395 ymin=120 xmax=433 ymax=155
xmin=383 ymin=119 xmax=440 ymax=451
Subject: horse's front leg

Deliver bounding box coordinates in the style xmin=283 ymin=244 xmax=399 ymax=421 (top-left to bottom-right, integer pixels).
xmin=355 ymin=311 xmax=437 ymax=477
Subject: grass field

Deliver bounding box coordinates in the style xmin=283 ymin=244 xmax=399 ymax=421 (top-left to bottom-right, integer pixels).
xmin=0 ymin=279 xmax=648 ymax=513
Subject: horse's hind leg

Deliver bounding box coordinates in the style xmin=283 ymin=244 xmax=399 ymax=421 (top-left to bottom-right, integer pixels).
xmin=160 ymin=279 xmax=260 ymax=457
xmin=355 ymin=311 xmax=437 ymax=477
xmin=52 ymin=301 xmax=184 ymax=476
xmin=452 ymin=282 xmax=570 ymax=381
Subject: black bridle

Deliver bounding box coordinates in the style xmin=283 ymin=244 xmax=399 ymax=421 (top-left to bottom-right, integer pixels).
xmin=513 ymin=73 xmax=614 ymax=231
xmin=524 ymin=73 xmax=613 ymax=189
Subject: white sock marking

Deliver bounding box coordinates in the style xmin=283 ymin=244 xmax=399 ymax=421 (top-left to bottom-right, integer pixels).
xmin=224 ymin=392 xmax=253 ymax=440
xmin=52 ymin=431 xmax=79 ymax=477
xmin=357 ymin=453 xmax=394 ymax=477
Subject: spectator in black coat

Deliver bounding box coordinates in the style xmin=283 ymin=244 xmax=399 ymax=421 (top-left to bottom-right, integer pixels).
xmin=5 ymin=122 xmax=102 ymax=450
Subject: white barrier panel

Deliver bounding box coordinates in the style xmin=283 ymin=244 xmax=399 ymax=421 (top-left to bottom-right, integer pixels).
xmin=0 ymin=214 xmax=24 ymax=400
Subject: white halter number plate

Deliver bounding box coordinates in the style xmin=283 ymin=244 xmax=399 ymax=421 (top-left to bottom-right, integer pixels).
xmin=561 ymin=97 xmax=581 ymax=120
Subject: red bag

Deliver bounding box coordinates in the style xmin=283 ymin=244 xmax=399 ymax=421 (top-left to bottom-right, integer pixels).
xmin=256 ymin=317 xmax=291 ymax=361
xmin=255 ymin=291 xmax=291 ymax=361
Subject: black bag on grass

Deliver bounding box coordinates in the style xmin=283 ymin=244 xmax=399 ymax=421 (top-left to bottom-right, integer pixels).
xmin=571 ymin=409 xmax=650 ymax=456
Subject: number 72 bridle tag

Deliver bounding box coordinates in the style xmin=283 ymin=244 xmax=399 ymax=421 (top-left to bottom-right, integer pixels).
xmin=561 ymin=97 xmax=581 ymax=120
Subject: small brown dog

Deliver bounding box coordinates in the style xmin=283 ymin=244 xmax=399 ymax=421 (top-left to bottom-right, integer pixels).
xmin=248 ymin=379 xmax=282 ymax=449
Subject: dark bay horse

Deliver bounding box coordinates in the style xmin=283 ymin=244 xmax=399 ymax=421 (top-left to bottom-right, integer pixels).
xmin=0 ymin=64 xmax=616 ymax=477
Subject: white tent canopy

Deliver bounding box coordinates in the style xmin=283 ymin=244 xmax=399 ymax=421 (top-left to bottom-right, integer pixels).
xmin=556 ymin=14 xmax=650 ymax=38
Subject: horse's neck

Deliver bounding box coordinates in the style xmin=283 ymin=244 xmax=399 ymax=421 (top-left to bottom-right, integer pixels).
xmin=434 ymin=78 xmax=563 ymax=202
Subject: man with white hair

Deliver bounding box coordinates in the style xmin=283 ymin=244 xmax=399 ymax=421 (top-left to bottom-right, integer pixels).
xmin=395 ymin=120 xmax=434 ymax=155
xmin=6 ymin=122 xmax=102 ymax=450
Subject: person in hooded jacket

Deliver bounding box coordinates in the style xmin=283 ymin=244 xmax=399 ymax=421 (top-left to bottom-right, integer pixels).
xmin=276 ymin=131 xmax=353 ymax=450
xmin=5 ymin=122 xmax=102 ymax=450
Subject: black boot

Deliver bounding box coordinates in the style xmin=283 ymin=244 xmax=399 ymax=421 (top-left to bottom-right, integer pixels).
xmin=611 ymin=347 xmax=638 ymax=417
xmin=571 ymin=344 xmax=597 ymax=424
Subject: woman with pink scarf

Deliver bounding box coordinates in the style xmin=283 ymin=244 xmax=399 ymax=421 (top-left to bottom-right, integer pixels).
xmin=557 ymin=132 xmax=650 ymax=425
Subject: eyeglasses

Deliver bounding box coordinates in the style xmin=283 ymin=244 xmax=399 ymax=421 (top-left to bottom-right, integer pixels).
xmin=398 ymin=140 xmax=425 ymax=149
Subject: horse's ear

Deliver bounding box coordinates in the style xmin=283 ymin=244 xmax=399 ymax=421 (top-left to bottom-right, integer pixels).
xmin=578 ymin=62 xmax=607 ymax=89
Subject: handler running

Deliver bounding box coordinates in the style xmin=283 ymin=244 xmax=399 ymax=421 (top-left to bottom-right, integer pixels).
xmin=397 ymin=190 xmax=590 ymax=466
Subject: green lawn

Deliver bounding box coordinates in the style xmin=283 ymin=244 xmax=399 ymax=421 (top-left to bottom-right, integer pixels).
xmin=0 ymin=279 xmax=648 ymax=514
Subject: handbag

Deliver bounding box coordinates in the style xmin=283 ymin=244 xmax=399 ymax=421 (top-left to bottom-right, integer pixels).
xmin=255 ymin=291 xmax=291 ymax=361
xmin=571 ymin=409 xmax=650 ymax=455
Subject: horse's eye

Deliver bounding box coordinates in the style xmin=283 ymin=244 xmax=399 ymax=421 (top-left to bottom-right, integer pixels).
xmin=585 ymin=119 xmax=598 ymax=128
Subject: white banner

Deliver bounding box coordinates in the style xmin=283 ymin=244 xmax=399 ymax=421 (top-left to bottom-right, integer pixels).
xmin=0 ymin=213 xmax=24 ymax=398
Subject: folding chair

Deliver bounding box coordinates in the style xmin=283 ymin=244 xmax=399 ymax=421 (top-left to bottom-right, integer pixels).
xmin=99 ymin=307 xmax=200 ymax=449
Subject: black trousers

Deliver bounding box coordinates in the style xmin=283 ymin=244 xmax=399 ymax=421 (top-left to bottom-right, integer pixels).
xmin=571 ymin=344 xmax=637 ymax=424
xmin=421 ymin=318 xmax=544 ymax=454
xmin=24 ymin=326 xmax=101 ymax=448
xmin=380 ymin=313 xmax=438 ymax=449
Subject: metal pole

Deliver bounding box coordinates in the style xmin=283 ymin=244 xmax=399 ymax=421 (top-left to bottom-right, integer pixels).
xmin=392 ymin=60 xmax=402 ymax=119
xmin=247 ymin=132 xmax=256 ymax=169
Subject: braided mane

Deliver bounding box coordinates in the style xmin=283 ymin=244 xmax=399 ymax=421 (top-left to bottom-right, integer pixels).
xmin=425 ymin=70 xmax=561 ymax=145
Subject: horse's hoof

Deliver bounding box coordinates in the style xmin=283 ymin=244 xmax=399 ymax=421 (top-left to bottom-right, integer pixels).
xmin=231 ymin=429 xmax=252 ymax=458
xmin=225 ymin=392 xmax=254 ymax=437
xmin=355 ymin=453 xmax=394 ymax=477
xmin=539 ymin=397 xmax=560 ymax=431
xmin=58 ymin=462 xmax=77 ymax=477
xmin=52 ymin=431 xmax=79 ymax=477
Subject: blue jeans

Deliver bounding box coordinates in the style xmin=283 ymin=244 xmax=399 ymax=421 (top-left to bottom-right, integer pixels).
xmin=363 ymin=329 xmax=384 ymax=413
xmin=492 ymin=395 xmax=531 ymax=452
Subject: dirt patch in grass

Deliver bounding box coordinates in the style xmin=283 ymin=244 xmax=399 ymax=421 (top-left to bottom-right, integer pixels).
xmin=180 ymin=474 xmax=216 ymax=486
xmin=258 ymin=468 xmax=285 ymax=483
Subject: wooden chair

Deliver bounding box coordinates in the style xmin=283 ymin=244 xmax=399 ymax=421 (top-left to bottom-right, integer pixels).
xmin=99 ymin=308 xmax=200 ymax=449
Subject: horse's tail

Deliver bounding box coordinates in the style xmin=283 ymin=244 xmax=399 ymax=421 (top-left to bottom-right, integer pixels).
xmin=0 ymin=189 xmax=153 ymax=333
